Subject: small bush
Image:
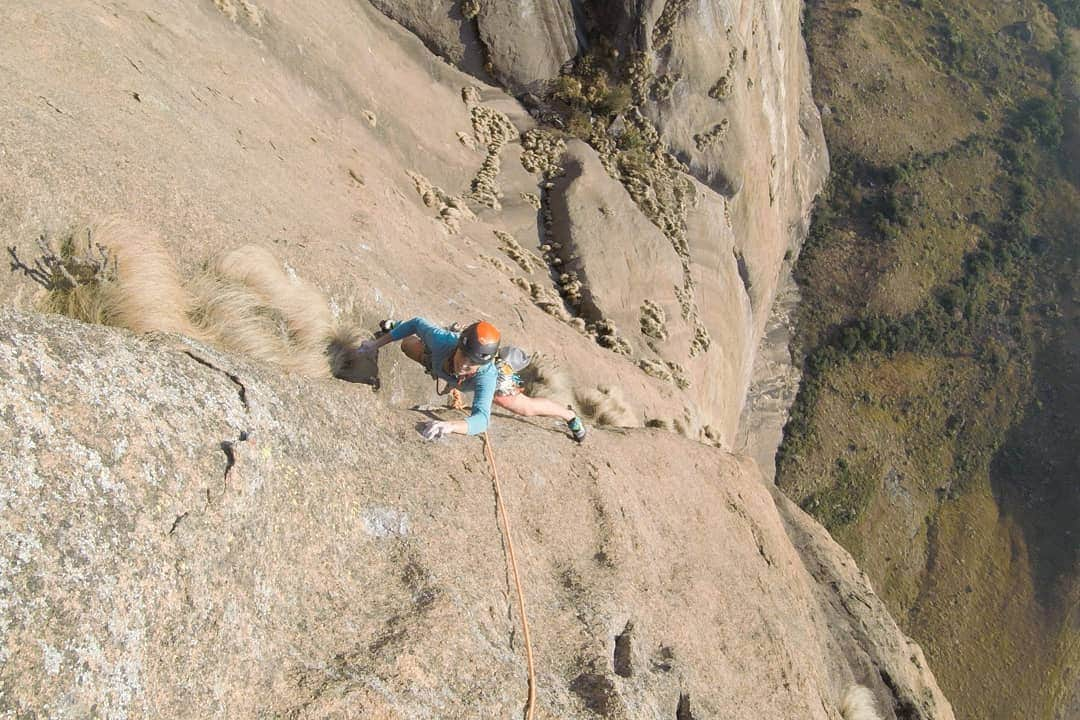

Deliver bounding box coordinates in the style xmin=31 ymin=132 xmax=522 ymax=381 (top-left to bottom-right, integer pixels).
xmin=566 ymin=110 xmax=594 ymax=140
xmin=595 ymin=83 xmax=632 ymax=116
xmin=1008 ymin=97 xmax=1063 ymax=149
xmin=618 ymin=126 xmax=646 ymax=151
xmin=551 ymin=75 xmax=585 ymax=106
xmin=938 ymin=284 xmax=965 ymax=314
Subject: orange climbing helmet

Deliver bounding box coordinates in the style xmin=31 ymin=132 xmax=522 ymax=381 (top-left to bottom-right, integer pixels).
xmin=458 ymin=321 xmax=500 ymax=364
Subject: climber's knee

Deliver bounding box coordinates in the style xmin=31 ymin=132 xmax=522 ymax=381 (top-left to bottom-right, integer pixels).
xmin=401 ymin=336 xmax=429 ymax=368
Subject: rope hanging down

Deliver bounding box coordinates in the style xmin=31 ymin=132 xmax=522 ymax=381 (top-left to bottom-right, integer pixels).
xmin=481 ymin=431 xmax=537 ymax=720
xmin=444 ymin=385 xmax=536 ymax=717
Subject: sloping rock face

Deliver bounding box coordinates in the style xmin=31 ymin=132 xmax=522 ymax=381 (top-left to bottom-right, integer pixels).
xmin=360 ymin=0 xmax=828 ymax=447
xmin=0 ymin=0 xmax=684 ymax=432
xmin=0 ymin=308 xmax=953 ymax=719
xmin=0 ymin=2 xmax=955 ymax=717
xmin=0 ymin=1 xmax=823 ymax=456
xmin=735 ymin=269 xmax=802 ymax=479
xmin=365 ymin=0 xmax=489 ymax=78
xmin=476 ymin=0 xmax=585 ymax=91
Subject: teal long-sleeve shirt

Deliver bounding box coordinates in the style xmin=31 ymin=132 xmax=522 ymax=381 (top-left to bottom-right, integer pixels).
xmin=388 ymin=317 xmax=498 ymax=435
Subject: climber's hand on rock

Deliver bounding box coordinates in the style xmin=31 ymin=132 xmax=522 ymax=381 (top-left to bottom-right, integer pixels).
xmin=419 ymin=420 xmax=451 ymax=441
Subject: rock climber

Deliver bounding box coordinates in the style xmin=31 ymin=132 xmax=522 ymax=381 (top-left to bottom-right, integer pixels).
xmin=357 ymin=317 xmax=586 ymax=442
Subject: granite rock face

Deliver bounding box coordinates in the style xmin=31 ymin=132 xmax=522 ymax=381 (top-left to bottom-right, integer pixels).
xmin=0 ymin=0 xmax=816 ymax=444
xmin=0 ymin=2 xmax=956 ymax=717
xmin=366 ymin=0 xmax=828 ymax=444
xmin=0 ymin=308 xmax=954 ymax=719
xmin=366 ymin=0 xmax=489 ymax=78
xmin=476 ymin=0 xmax=585 ymax=91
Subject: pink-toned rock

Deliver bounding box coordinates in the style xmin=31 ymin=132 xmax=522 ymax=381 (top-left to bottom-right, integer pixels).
xmin=0 ymin=308 xmax=954 ymax=719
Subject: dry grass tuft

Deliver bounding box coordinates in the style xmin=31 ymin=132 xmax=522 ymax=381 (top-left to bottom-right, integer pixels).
xmin=40 ymin=217 xmax=202 ymax=338
xmin=840 ymin=686 xmax=881 ymax=720
xmin=187 ymin=245 xmax=340 ymax=377
xmin=185 ymin=272 xmax=299 ymax=369
xmin=574 ymin=384 xmax=639 ymax=427
xmin=215 ymin=246 xmax=334 ymax=348
xmin=31 ymin=218 xmax=366 ymax=379
xmin=517 ymin=353 xmax=574 ymax=407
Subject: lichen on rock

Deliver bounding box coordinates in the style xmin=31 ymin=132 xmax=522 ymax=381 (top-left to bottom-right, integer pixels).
xmin=406 ymin=171 xmax=476 ymax=233
xmin=520 ymin=128 xmax=566 ymax=179
xmin=639 ymin=299 xmax=668 ymax=340
xmin=494 ymin=230 xmax=541 ymax=274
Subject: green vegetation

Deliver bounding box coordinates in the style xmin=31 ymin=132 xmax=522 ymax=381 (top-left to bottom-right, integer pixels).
xmin=1044 ymin=0 xmax=1080 ymax=27
xmin=547 ymin=41 xmax=637 ymax=143
xmin=799 ymin=455 xmax=878 ymax=528
xmin=779 ymin=1 xmax=1079 ymax=718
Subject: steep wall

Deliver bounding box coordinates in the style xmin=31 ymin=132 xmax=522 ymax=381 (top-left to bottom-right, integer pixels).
xmin=0 ymin=307 xmax=952 ymax=719
xmin=0 ymin=1 xmax=965 ymax=716
xmin=1 ymin=0 xmax=821 ymax=449
xmin=360 ymin=0 xmax=829 ymax=446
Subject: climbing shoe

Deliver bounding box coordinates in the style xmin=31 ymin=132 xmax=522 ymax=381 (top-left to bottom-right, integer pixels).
xmin=567 ymin=415 xmax=586 ymax=443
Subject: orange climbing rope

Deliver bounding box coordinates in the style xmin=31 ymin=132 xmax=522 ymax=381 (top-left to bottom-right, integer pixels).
xmin=446 ymin=386 xmax=536 ymax=718
xmin=482 ymin=431 xmax=537 ymax=720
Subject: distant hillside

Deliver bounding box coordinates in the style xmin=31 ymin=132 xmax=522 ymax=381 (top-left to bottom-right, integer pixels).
xmin=779 ymin=2 xmax=1080 ymax=718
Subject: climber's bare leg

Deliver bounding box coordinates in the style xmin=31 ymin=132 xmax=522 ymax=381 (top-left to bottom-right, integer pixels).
xmin=493 ymin=391 xmax=574 ymax=422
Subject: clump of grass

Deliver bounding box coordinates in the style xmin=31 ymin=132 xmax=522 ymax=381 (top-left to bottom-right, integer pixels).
xmin=574 ymin=384 xmax=638 ymax=427
xmin=840 ymin=685 xmax=882 ymax=720
xmin=34 ymin=217 xmax=201 ymax=337
xmin=517 ymin=352 xmax=574 ymax=407
xmin=21 ymin=217 xmax=362 ymax=379
xmin=186 ymin=245 xmax=342 ymax=377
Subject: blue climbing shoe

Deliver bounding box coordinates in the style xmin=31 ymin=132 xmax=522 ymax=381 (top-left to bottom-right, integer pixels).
xmin=567 ymin=415 xmax=586 ymax=443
